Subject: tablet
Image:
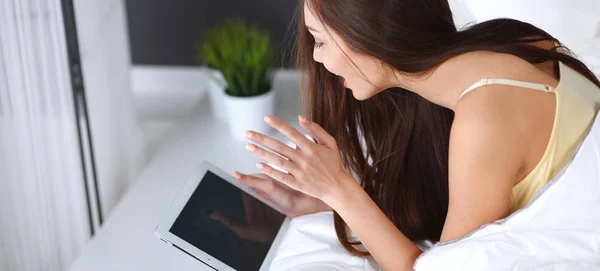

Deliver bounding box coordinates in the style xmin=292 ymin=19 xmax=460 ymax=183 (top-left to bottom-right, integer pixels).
xmin=155 ymin=161 xmax=290 ymax=271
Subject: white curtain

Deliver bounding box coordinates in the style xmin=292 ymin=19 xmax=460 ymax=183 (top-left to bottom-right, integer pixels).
xmin=0 ymin=0 xmax=146 ymax=268
xmin=0 ymin=0 xmax=90 ymax=270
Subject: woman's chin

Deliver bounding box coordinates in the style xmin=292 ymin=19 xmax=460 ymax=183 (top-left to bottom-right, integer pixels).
xmin=349 ymin=89 xmax=373 ymax=101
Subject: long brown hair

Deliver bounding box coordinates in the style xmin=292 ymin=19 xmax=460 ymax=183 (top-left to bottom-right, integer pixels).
xmin=293 ymin=0 xmax=600 ymax=256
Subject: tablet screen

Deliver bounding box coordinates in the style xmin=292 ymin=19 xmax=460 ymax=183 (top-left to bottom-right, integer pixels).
xmin=169 ymin=170 xmax=286 ymax=271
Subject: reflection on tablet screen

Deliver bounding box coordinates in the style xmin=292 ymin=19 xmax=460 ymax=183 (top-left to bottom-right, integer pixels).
xmin=170 ymin=171 xmax=286 ymax=271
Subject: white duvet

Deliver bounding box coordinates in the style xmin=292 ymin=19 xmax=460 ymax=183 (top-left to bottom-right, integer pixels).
xmin=271 ymin=114 xmax=600 ymax=270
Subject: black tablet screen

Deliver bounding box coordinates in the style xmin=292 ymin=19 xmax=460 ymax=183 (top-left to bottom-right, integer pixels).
xmin=170 ymin=170 xmax=286 ymax=271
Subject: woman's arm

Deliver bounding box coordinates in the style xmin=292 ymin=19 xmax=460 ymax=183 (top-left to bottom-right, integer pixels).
xmin=439 ymin=86 xmax=526 ymax=241
xmin=327 ymin=177 xmax=422 ymax=270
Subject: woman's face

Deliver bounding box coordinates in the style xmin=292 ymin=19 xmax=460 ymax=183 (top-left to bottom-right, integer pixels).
xmin=304 ymin=2 xmax=394 ymax=100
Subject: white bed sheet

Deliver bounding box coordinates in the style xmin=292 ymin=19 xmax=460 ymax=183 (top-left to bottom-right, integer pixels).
xmin=270 ymin=211 xmax=381 ymax=271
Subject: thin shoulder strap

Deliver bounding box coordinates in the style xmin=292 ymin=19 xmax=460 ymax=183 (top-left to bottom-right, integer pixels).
xmin=459 ymin=78 xmax=554 ymax=100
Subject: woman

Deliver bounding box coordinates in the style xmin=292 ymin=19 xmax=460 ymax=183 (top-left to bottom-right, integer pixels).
xmin=234 ymin=0 xmax=600 ymax=269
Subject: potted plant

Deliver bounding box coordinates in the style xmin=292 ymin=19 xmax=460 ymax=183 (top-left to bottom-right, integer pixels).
xmin=197 ymin=19 xmax=275 ymax=140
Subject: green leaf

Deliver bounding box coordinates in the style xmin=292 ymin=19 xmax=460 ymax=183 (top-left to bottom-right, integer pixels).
xmin=195 ymin=19 xmax=274 ymax=97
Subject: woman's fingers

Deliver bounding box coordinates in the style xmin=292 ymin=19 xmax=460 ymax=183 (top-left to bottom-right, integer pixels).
xmin=298 ymin=115 xmax=337 ymax=148
xmin=246 ymin=143 xmax=299 ymax=175
xmin=256 ymin=162 xmax=299 ymax=190
xmin=261 ymin=115 xmax=314 ymax=151
xmin=235 ymin=172 xmax=288 ymax=202
xmin=235 ymin=172 xmax=276 ymax=193
xmin=254 ymin=173 xmax=272 ymax=181
xmin=252 ymin=187 xmax=273 ymax=201
xmin=245 ymin=130 xmax=300 ymax=162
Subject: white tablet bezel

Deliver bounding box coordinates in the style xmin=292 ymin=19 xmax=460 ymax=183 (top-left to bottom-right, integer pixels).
xmin=155 ymin=161 xmax=291 ymax=271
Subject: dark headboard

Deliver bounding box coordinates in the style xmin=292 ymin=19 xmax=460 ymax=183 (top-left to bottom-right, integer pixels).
xmin=125 ymin=0 xmax=299 ymax=68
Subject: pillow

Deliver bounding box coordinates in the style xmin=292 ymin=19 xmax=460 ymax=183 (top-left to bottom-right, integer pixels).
xmin=459 ymin=0 xmax=600 ymax=48
xmin=450 ymin=0 xmax=600 ymax=78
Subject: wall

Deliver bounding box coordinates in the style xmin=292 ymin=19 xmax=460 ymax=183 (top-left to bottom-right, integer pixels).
xmin=73 ymin=0 xmax=145 ymax=224
xmin=124 ymin=0 xmax=299 ymax=67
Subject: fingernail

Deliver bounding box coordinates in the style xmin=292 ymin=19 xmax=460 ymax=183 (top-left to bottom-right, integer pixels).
xmin=245 ymin=144 xmax=256 ymax=152
xmin=245 ymin=131 xmax=253 ymax=139
xmin=256 ymin=163 xmax=265 ymax=169
xmin=298 ymin=115 xmax=308 ymax=124
xmin=233 ymin=172 xmax=241 ymax=180
xmin=264 ymin=116 xmax=272 ymax=123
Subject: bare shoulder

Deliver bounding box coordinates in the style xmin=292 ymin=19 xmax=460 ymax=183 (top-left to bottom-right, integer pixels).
xmin=450 ymin=84 xmax=530 ymax=181
xmin=452 ymin=56 xmax=557 ymax=179
xmin=451 ymin=51 xmax=557 ymax=152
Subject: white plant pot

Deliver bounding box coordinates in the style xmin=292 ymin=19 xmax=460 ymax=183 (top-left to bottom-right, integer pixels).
xmin=204 ymin=68 xmax=228 ymax=121
xmin=224 ymin=90 xmax=276 ymax=141
xmin=206 ymin=80 xmax=228 ymax=121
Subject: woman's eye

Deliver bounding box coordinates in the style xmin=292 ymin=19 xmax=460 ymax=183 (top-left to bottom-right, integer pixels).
xmin=313 ymin=42 xmax=324 ymax=49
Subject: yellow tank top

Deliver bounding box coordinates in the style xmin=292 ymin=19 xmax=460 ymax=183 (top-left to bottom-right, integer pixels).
xmin=461 ymin=62 xmax=600 ymax=213
xmin=511 ymin=62 xmax=600 ymax=212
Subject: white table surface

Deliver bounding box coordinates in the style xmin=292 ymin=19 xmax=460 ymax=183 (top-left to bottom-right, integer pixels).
xmin=69 ymin=80 xmax=304 ymax=271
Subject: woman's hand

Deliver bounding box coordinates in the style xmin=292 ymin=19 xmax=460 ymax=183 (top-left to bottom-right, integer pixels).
xmin=233 ymin=173 xmax=332 ymax=217
xmin=242 ymin=115 xmax=358 ymax=205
